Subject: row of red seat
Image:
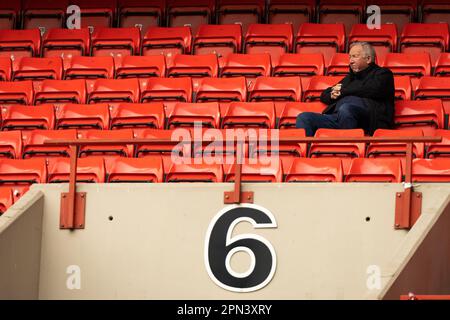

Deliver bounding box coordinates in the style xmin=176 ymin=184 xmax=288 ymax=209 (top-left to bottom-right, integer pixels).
xmin=0 ymin=100 xmax=444 ymax=133
xmin=1 ymin=23 xmax=449 ymax=66
xmin=1 ymin=155 xmax=449 ymax=214
xmin=1 ymin=0 xmax=448 ymax=36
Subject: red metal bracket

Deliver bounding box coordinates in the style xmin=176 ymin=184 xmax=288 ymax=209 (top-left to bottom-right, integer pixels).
xmin=224 ymin=160 xmax=254 ymax=204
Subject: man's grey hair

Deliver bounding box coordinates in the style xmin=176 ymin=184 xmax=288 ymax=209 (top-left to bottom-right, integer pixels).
xmin=350 ymin=42 xmax=376 ymax=63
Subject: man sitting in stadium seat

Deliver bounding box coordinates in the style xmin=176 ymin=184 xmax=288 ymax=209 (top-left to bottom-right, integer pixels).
xmin=296 ymin=42 xmax=395 ymax=136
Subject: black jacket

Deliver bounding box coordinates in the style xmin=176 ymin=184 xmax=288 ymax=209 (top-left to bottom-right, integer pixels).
xmin=320 ymin=63 xmax=395 ymax=135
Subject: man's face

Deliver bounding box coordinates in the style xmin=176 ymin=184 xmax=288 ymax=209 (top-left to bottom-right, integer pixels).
xmin=349 ymin=45 xmax=371 ymax=73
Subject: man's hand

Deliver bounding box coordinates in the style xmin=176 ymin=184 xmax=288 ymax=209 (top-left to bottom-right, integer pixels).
xmin=331 ymin=83 xmax=342 ymax=100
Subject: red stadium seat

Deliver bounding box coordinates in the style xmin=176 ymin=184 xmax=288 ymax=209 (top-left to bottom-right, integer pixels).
xmin=115 ymin=55 xmax=166 ymax=79
xmin=345 ymin=158 xmax=403 ymax=183
xmin=0 ymin=57 xmax=12 ymax=81
xmin=421 ymin=0 xmax=450 ymax=24
xmin=394 ymin=76 xmax=412 ymax=100
xmin=400 ymin=23 xmax=449 ymax=65
xmin=348 ymin=24 xmax=398 ymax=66
xmin=426 ymin=129 xmax=450 ymax=159
xmin=65 ymin=56 xmax=115 ymax=80
xmin=22 ymin=129 xmax=77 ymax=159
xmin=221 ymin=102 xmax=276 ymax=129
xmin=167 ymin=0 xmax=215 ymax=36
xmin=303 ymin=76 xmax=344 ymax=102
xmin=55 ymin=103 xmax=110 ymax=130
xmin=226 ymin=160 xmax=283 ymax=182
xmin=326 ymin=53 xmax=350 ymax=76
xmin=273 ymin=53 xmax=324 ymax=78
xmin=0 ymin=81 xmax=34 ymax=105
xmin=166 ymin=163 xmax=223 ymax=182
xmin=135 ymin=128 xmax=193 ymax=172
xmin=412 ymin=158 xmax=450 ymax=182
xmin=22 ymin=0 xmax=68 ymax=36
xmin=366 ymin=1 xmax=418 ymax=34
xmin=88 ymin=78 xmax=140 ymax=105
xmin=167 ymin=102 xmax=220 ymax=129
xmin=434 ymin=53 xmax=450 ymax=77
xmin=167 ymin=54 xmax=218 ymax=78
xmin=109 ymin=102 xmax=165 ymax=131
xmin=0 ymin=186 xmax=14 ymax=215
xmin=382 ymin=53 xmax=431 ymax=89
xmin=221 ymin=53 xmax=271 ymax=84
xmin=118 ymin=0 xmax=165 ymax=35
xmin=193 ymin=24 xmax=242 ymax=61
xmin=217 ymin=0 xmax=265 ymax=35
xmin=72 ymin=0 xmax=116 ymax=30
xmin=278 ymin=101 xmax=327 ymax=129
xmin=47 ymin=156 xmax=105 ymax=183
xmin=142 ymin=26 xmax=192 ymax=57
xmin=394 ymin=99 xmax=444 ymax=134
xmin=1 ymin=104 xmax=55 ymax=131
xmin=77 ymin=129 xmax=134 ymax=158
xmin=285 ymin=157 xmax=343 ymax=182
xmin=34 ymin=79 xmax=86 ymax=105
xmin=244 ymin=23 xmax=294 ymax=65
xmin=13 ymin=57 xmax=63 ymax=82
xmin=0 ymin=29 xmax=41 ymax=65
xmin=415 ymin=76 xmax=450 ymax=115
xmin=140 ymin=77 xmax=192 ymax=116
xmin=268 ymin=0 xmax=315 ymax=32
xmin=42 ymin=28 xmax=91 ymax=60
xmin=318 ymin=0 xmax=364 ymax=36
xmin=91 ymin=27 xmax=141 ymax=57
xmin=295 ymin=23 xmax=346 ymax=66
xmin=0 ymin=131 xmax=22 ymax=159
xmin=106 ymin=156 xmax=164 ymax=183
xmin=0 ymin=0 xmax=20 ymax=30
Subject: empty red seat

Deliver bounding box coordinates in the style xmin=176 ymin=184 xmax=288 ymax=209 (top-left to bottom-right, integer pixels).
xmin=142 ymin=26 xmax=192 ymax=57
xmin=268 ymin=0 xmax=315 ymax=32
xmin=326 ymin=53 xmax=350 ymax=76
xmin=273 ymin=53 xmax=324 ymax=77
xmin=367 ymin=1 xmax=418 ymax=35
xmin=0 ymin=81 xmax=34 ymax=105
xmin=88 ymin=78 xmax=140 ymax=105
xmin=167 ymin=0 xmax=215 ymax=36
xmin=0 ymin=186 xmax=14 ymax=215
xmin=394 ymin=76 xmax=412 ymax=100
xmin=140 ymin=77 xmax=192 ymax=116
xmin=348 ymin=24 xmax=398 ymax=65
xmin=91 ymin=27 xmax=141 ymax=57
xmin=426 ymin=129 xmax=450 ymax=159
xmin=434 ymin=53 xmax=450 ymax=77
xmin=318 ymin=0 xmax=364 ymax=36
xmin=193 ymin=24 xmax=242 ymax=61
xmin=106 ymin=156 xmax=164 ymax=183
xmin=221 ymin=53 xmax=271 ymax=83
xmin=109 ymin=102 xmax=165 ymax=131
xmin=0 ymin=57 xmax=12 ymax=81
xmin=78 ymin=129 xmax=134 ymax=158
xmin=285 ymin=157 xmax=343 ymax=182
xmin=244 ymin=23 xmax=294 ymax=65
xmin=382 ymin=53 xmax=431 ymax=89
xmin=166 ymin=163 xmax=223 ymax=182
xmin=394 ymin=99 xmax=444 ymax=134
xmin=118 ymin=0 xmax=165 ymax=35
xmin=0 ymin=0 xmax=20 ymax=30
xmin=1 ymin=104 xmax=55 ymax=131
xmin=345 ymin=158 xmax=403 ymax=182
xmin=167 ymin=54 xmax=218 ymax=78
xmin=72 ymin=0 xmax=116 ymax=31
xmin=47 ymin=156 xmax=105 ymax=183
xmin=13 ymin=57 xmax=63 ymax=82
xmin=412 ymin=158 xmax=450 ymax=182
xmin=22 ymin=129 xmax=77 ymax=159
xmin=0 ymin=131 xmax=22 ymax=159
xmin=22 ymin=0 xmax=68 ymax=36
xmin=217 ymin=0 xmax=265 ymax=35
xmin=55 ymin=103 xmax=109 ymax=130
xmin=167 ymin=102 xmax=220 ymax=129
xmin=226 ymin=160 xmax=283 ymax=182
xmin=222 ymin=102 xmax=276 ymax=129
xmin=400 ymin=23 xmax=449 ymax=65
xmin=0 ymin=158 xmax=48 ymax=201
xmin=0 ymin=29 xmax=41 ymax=64
xmin=421 ymin=0 xmax=450 ymax=24
xmin=65 ymin=56 xmax=115 ymax=80
xmin=42 ymin=28 xmax=91 ymax=60
xmin=278 ymin=101 xmax=327 ymax=129
xmin=415 ymin=76 xmax=450 ymax=115
xmin=303 ymin=76 xmax=344 ymax=102
xmin=115 ymin=55 xmax=166 ymax=79
xmin=34 ymin=79 xmax=87 ymax=105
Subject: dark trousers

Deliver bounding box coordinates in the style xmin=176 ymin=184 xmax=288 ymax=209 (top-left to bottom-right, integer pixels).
xmin=296 ymin=96 xmax=370 ymax=136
